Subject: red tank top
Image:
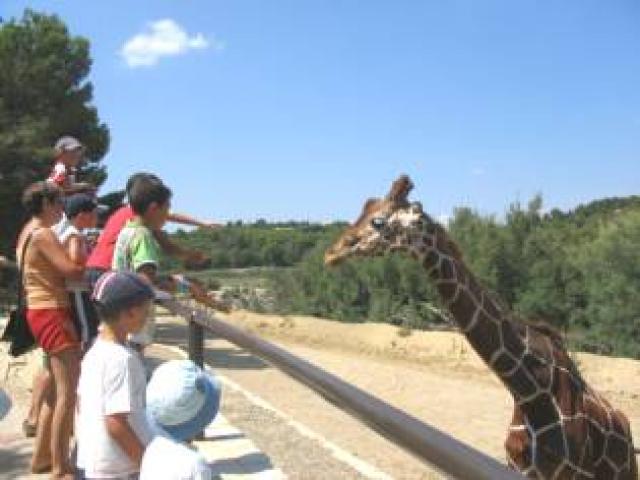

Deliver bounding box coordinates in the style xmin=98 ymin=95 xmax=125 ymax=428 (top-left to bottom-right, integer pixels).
xmin=86 ymin=205 xmax=134 ymax=270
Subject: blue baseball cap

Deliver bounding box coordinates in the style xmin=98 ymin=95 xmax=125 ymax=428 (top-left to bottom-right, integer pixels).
xmin=146 ymin=360 xmax=221 ymax=442
xmin=92 ymin=271 xmax=155 ymax=315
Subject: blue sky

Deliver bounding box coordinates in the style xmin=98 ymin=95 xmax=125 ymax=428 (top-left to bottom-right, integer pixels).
xmin=4 ymin=1 xmax=640 ymax=224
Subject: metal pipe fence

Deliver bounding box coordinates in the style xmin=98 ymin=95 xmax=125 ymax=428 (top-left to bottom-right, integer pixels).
xmin=159 ymin=298 xmax=523 ymax=480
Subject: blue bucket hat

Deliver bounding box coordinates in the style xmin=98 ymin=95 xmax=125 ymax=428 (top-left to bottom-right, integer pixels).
xmin=146 ymin=360 xmax=221 ymax=442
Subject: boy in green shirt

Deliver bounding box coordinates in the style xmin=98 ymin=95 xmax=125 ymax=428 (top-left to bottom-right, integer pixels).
xmin=112 ymin=175 xmax=172 ymax=351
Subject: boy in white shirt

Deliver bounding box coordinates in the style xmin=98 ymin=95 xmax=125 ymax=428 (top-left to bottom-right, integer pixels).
xmin=76 ymin=271 xmax=156 ymax=479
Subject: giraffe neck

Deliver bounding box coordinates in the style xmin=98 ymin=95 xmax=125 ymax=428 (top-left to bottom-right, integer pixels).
xmin=396 ymin=214 xmax=531 ymax=399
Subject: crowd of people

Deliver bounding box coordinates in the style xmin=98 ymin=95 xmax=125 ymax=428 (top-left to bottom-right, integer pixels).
xmin=10 ymin=136 xmax=226 ymax=480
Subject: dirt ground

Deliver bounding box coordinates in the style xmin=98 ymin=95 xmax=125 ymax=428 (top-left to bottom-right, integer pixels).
xmin=2 ymin=308 xmax=639 ymax=479
xmin=0 ymin=346 xmax=46 ymax=479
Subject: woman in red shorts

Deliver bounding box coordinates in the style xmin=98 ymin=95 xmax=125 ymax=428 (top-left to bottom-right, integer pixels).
xmin=16 ymin=181 xmax=84 ymax=479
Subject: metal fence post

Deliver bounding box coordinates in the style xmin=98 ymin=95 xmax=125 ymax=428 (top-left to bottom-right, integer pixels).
xmin=187 ymin=311 xmax=205 ymax=439
xmin=188 ymin=311 xmax=204 ymax=368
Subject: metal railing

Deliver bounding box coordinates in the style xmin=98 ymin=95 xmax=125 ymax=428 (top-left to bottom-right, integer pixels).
xmin=159 ymin=298 xmax=523 ymax=480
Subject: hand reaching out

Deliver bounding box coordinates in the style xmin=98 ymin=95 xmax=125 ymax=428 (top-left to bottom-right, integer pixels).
xmin=201 ymin=222 xmax=223 ymax=229
xmin=183 ymin=250 xmax=212 ymax=270
xmin=173 ymin=274 xmax=232 ymax=313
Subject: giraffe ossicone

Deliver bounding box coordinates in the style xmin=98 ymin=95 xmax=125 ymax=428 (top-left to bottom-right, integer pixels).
xmin=325 ymin=175 xmax=637 ymax=480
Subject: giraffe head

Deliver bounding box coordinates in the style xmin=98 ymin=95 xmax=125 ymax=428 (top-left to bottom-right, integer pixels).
xmin=325 ymin=175 xmax=426 ymax=266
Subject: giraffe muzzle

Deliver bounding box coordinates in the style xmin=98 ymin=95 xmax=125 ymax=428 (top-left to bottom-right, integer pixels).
xmin=324 ymin=250 xmax=344 ymax=266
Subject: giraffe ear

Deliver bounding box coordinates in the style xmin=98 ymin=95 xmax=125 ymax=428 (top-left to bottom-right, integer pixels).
xmin=386 ymin=175 xmax=414 ymax=203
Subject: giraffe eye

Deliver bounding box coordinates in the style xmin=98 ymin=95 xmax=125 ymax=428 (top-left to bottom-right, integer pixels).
xmin=371 ymin=217 xmax=386 ymax=230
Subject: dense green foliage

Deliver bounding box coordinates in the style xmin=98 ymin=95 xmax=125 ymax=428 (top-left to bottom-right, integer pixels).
xmin=173 ymin=197 xmax=640 ymax=358
xmin=0 ymin=10 xmax=110 ymax=254
xmin=169 ymin=222 xmax=344 ymax=269
xmin=570 ymin=210 xmax=640 ymax=356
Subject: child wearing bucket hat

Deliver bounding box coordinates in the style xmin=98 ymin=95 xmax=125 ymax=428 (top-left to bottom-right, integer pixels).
xmin=76 ymin=271 xmax=156 ymax=479
xmin=140 ymin=360 xmax=221 ymax=480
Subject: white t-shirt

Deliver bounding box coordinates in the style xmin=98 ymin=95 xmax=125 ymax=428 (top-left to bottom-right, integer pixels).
xmin=76 ymin=338 xmax=153 ymax=478
xmin=140 ymin=436 xmax=211 ymax=480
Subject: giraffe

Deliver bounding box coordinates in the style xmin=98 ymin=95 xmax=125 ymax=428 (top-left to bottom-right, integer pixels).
xmin=324 ymin=175 xmax=638 ymax=479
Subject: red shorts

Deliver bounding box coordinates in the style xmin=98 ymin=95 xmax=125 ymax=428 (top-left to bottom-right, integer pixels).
xmin=27 ymin=308 xmax=80 ymax=355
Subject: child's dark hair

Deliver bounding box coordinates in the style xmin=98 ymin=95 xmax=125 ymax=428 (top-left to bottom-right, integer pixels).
xmin=125 ymin=172 xmax=162 ymax=199
xmin=128 ymin=175 xmax=172 ymax=215
xmin=22 ymin=182 xmax=63 ymax=216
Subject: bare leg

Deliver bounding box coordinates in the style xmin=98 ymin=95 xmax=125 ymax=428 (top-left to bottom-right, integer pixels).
xmin=48 ymin=347 xmax=80 ymax=477
xmin=30 ymin=379 xmax=54 ymax=472
xmin=26 ymin=367 xmax=52 ymax=430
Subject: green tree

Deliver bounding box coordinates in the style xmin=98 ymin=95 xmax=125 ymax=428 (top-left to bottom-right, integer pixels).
xmin=0 ymin=10 xmax=109 ymax=254
xmin=571 ymin=211 xmax=640 ymax=357
xmin=170 ymin=198 xmax=640 ymax=358
xmin=493 ymin=195 xmax=544 ymax=306
xmin=448 ymin=207 xmax=503 ymax=291
xmin=514 ymin=224 xmax=578 ymax=330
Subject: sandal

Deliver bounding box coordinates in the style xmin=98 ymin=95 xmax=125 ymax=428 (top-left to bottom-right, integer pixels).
xmin=22 ymin=418 xmax=37 ymax=438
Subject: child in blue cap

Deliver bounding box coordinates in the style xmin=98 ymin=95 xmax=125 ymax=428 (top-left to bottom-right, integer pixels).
xmin=76 ymin=271 xmax=155 ymax=480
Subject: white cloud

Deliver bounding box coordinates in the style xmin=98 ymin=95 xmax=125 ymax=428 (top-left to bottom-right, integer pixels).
xmin=471 ymin=167 xmax=485 ymax=176
xmin=121 ymin=19 xmax=220 ymax=68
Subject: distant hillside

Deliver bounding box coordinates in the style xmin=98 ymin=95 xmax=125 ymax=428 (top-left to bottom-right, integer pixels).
xmin=168 ymin=221 xmax=345 ymax=269
xmin=545 ymin=195 xmax=640 ymax=227
xmin=169 ymin=195 xmax=640 ymax=358
xmin=169 ymin=196 xmax=640 ymax=270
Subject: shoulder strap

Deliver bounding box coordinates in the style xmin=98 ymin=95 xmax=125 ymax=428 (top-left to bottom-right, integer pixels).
xmin=17 ymin=229 xmax=37 ymax=310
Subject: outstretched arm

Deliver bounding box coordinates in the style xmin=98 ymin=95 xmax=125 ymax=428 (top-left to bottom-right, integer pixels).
xmin=167 ymin=211 xmax=222 ymax=229
xmin=171 ymin=274 xmax=231 ymax=312
xmin=153 ymin=230 xmax=211 ymax=268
